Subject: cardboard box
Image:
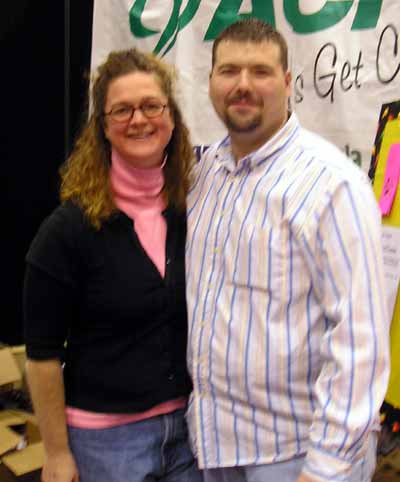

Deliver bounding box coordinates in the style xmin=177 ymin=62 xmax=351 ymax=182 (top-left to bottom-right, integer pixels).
xmin=0 ymin=348 xmax=22 ymax=388
xmin=10 ymin=346 xmax=28 ymax=391
xmin=0 ymin=425 xmax=22 ymax=456
xmin=2 ymin=442 xmax=44 ymax=477
xmin=0 ymin=346 xmax=43 ymax=478
xmin=0 ymin=410 xmax=44 ymax=477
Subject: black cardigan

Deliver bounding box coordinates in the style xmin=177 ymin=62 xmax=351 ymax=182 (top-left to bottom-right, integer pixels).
xmin=24 ymin=201 xmax=192 ymax=413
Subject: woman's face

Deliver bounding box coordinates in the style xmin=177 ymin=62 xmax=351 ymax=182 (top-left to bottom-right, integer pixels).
xmin=104 ymin=71 xmax=175 ymax=168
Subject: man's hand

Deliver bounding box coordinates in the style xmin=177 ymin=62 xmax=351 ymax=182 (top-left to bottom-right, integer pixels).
xmin=41 ymin=451 xmax=79 ymax=482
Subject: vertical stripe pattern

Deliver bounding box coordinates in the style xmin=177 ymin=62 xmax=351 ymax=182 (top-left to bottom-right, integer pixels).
xmin=186 ymin=114 xmax=390 ymax=481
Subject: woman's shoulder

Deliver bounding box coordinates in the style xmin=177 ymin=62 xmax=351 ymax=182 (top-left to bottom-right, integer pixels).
xmin=27 ymin=201 xmax=90 ymax=264
xmin=40 ymin=201 xmax=92 ymax=236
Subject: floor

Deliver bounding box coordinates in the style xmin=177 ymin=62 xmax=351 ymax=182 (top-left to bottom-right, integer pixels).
xmin=1 ymin=458 xmax=399 ymax=481
xmin=373 ymin=449 xmax=400 ymax=481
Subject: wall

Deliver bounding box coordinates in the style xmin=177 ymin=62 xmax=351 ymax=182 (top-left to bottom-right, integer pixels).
xmin=0 ymin=1 xmax=93 ymax=344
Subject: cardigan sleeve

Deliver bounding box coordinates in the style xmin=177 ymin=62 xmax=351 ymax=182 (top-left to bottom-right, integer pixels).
xmin=24 ymin=203 xmax=84 ymax=360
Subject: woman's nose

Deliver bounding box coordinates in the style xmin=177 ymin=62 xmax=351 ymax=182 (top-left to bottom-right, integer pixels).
xmin=129 ymin=107 xmax=147 ymax=124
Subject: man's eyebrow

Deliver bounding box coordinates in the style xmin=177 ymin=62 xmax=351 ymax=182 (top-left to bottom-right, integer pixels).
xmin=216 ymin=62 xmax=273 ymax=70
xmin=215 ymin=63 xmax=245 ymax=73
xmin=216 ymin=63 xmax=238 ymax=68
xmin=251 ymin=63 xmax=272 ymax=68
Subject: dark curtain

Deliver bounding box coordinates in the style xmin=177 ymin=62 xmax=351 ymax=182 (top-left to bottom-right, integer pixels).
xmin=0 ymin=1 xmax=93 ymax=344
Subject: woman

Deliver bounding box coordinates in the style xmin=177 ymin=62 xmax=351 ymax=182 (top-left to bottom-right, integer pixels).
xmin=24 ymin=48 xmax=201 ymax=482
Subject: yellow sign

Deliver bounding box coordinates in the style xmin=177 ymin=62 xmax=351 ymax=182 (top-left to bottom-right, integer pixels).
xmin=372 ymin=106 xmax=400 ymax=407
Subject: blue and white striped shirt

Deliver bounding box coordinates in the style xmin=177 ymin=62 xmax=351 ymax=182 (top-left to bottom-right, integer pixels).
xmin=186 ymin=113 xmax=390 ymax=481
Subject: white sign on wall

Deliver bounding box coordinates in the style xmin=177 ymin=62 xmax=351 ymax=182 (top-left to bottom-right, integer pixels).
xmin=91 ymin=0 xmax=400 ymax=171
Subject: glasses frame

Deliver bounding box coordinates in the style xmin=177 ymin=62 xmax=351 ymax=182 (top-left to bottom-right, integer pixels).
xmin=104 ymin=103 xmax=168 ymax=123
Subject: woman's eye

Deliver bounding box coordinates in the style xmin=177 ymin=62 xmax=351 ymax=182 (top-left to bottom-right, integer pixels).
xmin=115 ymin=106 xmax=131 ymax=115
xmin=144 ymin=104 xmax=161 ymax=112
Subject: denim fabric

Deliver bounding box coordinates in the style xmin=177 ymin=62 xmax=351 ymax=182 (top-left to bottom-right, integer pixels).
xmin=68 ymin=409 xmax=202 ymax=482
xmin=202 ymin=433 xmax=377 ymax=482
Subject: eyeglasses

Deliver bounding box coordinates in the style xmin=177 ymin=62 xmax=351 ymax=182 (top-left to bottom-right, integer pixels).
xmin=104 ymin=102 xmax=167 ymax=123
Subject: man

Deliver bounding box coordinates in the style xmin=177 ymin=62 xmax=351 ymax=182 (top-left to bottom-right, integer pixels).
xmin=185 ymin=18 xmax=390 ymax=482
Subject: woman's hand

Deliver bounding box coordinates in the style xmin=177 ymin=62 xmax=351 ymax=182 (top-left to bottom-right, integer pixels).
xmin=42 ymin=450 xmax=79 ymax=482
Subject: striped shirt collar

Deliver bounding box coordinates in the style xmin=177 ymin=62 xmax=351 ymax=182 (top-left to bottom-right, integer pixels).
xmin=215 ymin=112 xmax=299 ymax=173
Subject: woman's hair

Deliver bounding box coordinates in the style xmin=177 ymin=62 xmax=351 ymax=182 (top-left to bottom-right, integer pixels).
xmin=60 ymin=48 xmax=194 ymax=229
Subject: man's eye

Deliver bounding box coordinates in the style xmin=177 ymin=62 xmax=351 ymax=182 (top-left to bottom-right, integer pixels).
xmin=253 ymin=69 xmax=270 ymax=77
xmin=219 ymin=69 xmax=236 ymax=75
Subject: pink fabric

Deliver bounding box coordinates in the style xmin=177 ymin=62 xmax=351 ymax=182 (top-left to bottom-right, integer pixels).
xmin=65 ymin=150 xmax=185 ymax=429
xmin=66 ymin=397 xmax=187 ymax=429
xmin=110 ymin=148 xmax=167 ymax=277
xmin=378 ymin=143 xmax=400 ymax=215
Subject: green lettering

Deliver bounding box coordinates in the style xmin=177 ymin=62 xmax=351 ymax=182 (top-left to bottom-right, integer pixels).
xmin=351 ymin=0 xmax=383 ymax=29
xmin=153 ymin=0 xmax=183 ymax=54
xmin=129 ymin=0 xmax=201 ymax=56
xmin=130 ymin=0 xmax=159 ymax=38
xmin=204 ymin=0 xmax=275 ymax=41
xmin=155 ymin=0 xmax=201 ymax=55
xmin=284 ymin=0 xmax=383 ymax=33
xmin=284 ymin=1 xmax=353 ymax=34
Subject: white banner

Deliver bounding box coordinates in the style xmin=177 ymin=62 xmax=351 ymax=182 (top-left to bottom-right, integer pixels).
xmin=91 ymin=0 xmax=400 ymax=171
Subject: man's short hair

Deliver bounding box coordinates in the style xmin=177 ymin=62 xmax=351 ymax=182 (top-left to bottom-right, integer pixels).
xmin=211 ymin=18 xmax=288 ymax=72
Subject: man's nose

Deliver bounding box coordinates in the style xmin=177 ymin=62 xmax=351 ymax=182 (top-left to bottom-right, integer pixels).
xmin=236 ymin=69 xmax=252 ymax=90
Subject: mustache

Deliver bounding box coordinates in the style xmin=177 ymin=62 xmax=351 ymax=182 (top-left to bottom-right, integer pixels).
xmin=227 ymin=92 xmax=259 ymax=105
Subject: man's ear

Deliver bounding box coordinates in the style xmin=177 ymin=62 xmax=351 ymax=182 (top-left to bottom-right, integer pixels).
xmin=285 ymin=70 xmax=292 ymax=96
xmin=285 ymin=70 xmax=292 ymax=87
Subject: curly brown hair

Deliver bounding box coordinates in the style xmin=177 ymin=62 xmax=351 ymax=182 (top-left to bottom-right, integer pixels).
xmin=60 ymin=48 xmax=194 ymax=229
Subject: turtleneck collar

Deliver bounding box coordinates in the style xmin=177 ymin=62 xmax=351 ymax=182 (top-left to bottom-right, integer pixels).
xmin=109 ymin=148 xmax=168 ymax=278
xmin=110 ymin=148 xmax=166 ymax=210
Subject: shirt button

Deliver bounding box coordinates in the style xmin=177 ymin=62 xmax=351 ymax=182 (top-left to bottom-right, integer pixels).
xmin=168 ymin=374 xmax=175 ymax=381
xmin=166 ymin=258 xmax=171 ymax=265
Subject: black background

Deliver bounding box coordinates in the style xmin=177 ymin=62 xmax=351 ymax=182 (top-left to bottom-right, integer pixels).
xmin=1 ymin=1 xmax=93 ymax=344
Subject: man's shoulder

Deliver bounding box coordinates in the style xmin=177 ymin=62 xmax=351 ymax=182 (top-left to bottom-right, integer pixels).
xmin=281 ymin=126 xmax=375 ymax=235
xmin=296 ymin=127 xmax=369 ymax=189
xmin=196 ymin=138 xmax=228 ymax=162
xmin=190 ymin=139 xmax=228 ymax=183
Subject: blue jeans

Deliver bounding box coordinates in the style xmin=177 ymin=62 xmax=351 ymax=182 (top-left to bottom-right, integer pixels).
xmin=203 ymin=432 xmax=377 ymax=482
xmin=68 ymin=408 xmax=203 ymax=482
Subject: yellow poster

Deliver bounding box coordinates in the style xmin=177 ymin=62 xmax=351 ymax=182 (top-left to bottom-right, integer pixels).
xmin=370 ymin=101 xmax=400 ymax=407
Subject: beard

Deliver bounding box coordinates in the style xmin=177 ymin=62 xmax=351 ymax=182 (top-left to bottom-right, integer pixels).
xmin=222 ymin=94 xmax=263 ymax=132
xmin=224 ymin=110 xmax=262 ymax=133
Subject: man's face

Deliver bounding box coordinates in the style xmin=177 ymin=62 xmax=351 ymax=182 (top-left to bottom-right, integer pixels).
xmin=209 ymin=40 xmax=291 ymax=145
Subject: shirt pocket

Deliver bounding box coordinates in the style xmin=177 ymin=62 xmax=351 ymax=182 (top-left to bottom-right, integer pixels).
xmin=226 ymin=223 xmax=284 ymax=292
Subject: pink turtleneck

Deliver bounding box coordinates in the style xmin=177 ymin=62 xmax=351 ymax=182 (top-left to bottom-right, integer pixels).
xmin=65 ymin=149 xmax=187 ymax=429
xmin=110 ymin=148 xmax=167 ymax=277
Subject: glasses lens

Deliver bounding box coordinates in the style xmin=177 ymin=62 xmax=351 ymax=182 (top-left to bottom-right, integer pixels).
xmin=111 ymin=105 xmax=133 ymax=122
xmin=142 ymin=103 xmax=165 ymax=118
xmin=108 ymin=103 xmax=165 ymax=122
